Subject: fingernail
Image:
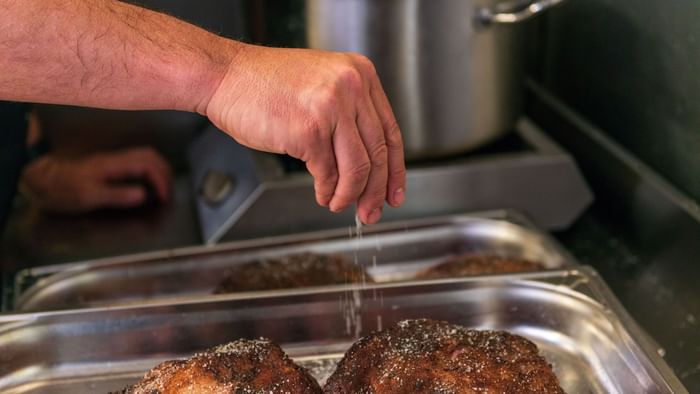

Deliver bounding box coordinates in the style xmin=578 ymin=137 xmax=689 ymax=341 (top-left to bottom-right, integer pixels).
xmin=367 ymin=208 xmax=382 ymax=224
xmin=393 ymin=188 xmax=405 ymax=206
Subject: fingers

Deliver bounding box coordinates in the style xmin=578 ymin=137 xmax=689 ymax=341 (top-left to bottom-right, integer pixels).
xmin=320 ymin=54 xmax=404 ymax=222
xmin=103 ymin=147 xmax=173 ymax=203
xmin=370 ymin=77 xmax=406 ymax=207
xmin=302 ymin=129 xmax=339 ymax=207
xmin=355 ymin=96 xmax=388 ymax=224
xmin=83 ymin=147 xmax=172 ymax=210
xmin=327 ymin=116 xmax=371 ymax=213
xmin=88 ymin=184 xmax=147 ymax=210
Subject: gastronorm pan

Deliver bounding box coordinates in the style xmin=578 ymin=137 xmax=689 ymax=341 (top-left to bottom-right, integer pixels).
xmin=12 ymin=210 xmax=577 ymax=311
xmin=0 ymin=267 xmax=685 ymax=393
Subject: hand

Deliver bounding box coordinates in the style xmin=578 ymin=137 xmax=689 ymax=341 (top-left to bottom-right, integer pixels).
xmin=20 ymin=147 xmax=172 ymax=213
xmin=205 ymin=44 xmax=406 ymax=224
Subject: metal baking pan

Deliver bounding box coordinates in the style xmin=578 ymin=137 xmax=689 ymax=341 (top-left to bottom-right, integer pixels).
xmin=0 ymin=267 xmax=685 ymax=393
xmin=11 ymin=210 xmax=577 ymax=312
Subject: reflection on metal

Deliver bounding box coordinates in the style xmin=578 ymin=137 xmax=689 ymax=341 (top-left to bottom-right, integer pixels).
xmin=189 ymin=118 xmax=593 ymax=244
xmin=12 ymin=211 xmax=576 ymax=311
xmin=0 ymin=267 xmax=687 ymax=393
xmin=477 ymin=0 xmax=567 ymax=25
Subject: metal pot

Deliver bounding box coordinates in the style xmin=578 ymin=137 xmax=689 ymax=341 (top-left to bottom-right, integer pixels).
xmin=306 ymin=0 xmax=566 ymax=159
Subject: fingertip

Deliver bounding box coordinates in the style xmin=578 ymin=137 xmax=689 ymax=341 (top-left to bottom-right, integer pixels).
xmin=328 ymin=203 xmax=345 ymax=213
xmin=314 ymin=182 xmax=334 ymax=207
xmin=364 ymin=207 xmax=382 ymax=225
xmin=316 ymin=194 xmax=331 ymax=208
xmin=389 ymin=187 xmax=405 ymax=207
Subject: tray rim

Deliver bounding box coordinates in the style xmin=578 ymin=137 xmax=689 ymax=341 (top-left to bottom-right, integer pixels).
xmin=12 ymin=209 xmax=578 ymax=310
xmin=0 ymin=266 xmax=687 ymax=393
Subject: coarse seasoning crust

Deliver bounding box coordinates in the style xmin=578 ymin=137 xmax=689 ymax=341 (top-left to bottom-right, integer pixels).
xmin=323 ymin=319 xmax=565 ymax=394
xmin=213 ymin=253 xmax=373 ymax=294
xmin=416 ymin=255 xmax=544 ymax=279
xmin=118 ymin=338 xmax=322 ymax=394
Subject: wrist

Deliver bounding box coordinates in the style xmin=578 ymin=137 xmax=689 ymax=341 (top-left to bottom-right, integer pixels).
xmin=192 ymin=38 xmax=247 ymax=116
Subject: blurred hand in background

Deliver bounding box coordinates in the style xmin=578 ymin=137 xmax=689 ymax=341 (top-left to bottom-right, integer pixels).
xmin=20 ymin=146 xmax=172 ymax=214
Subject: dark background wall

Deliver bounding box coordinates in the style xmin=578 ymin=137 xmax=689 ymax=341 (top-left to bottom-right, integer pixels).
xmin=538 ymin=0 xmax=700 ymax=202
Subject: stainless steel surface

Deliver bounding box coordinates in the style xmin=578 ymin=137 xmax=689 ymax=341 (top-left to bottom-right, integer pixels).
xmin=0 ymin=267 xmax=686 ymax=393
xmin=477 ymin=0 xmax=565 ymax=24
xmin=13 ymin=211 xmax=576 ymax=311
xmin=192 ymin=118 xmax=592 ymax=244
xmin=306 ymin=0 xmax=565 ymax=158
xmin=527 ymin=80 xmax=700 ymax=391
xmin=188 ymin=125 xmax=284 ymax=243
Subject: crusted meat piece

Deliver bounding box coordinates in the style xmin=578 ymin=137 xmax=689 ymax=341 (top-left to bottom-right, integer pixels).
xmin=324 ymin=319 xmax=565 ymax=394
xmin=213 ymin=253 xmax=372 ymax=294
xmin=120 ymin=339 xmax=322 ymax=394
xmin=416 ymin=254 xmax=544 ymax=279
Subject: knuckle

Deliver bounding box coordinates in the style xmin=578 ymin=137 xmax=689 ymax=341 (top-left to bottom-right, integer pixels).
xmin=300 ymin=117 xmax=322 ymax=141
xmin=347 ymin=160 xmax=371 ymax=183
xmin=314 ymin=88 xmax=340 ymax=114
xmin=368 ymin=142 xmax=388 ymax=167
xmin=389 ymin=167 xmax=405 ymax=182
xmin=385 ymin=121 xmax=403 ymax=147
xmin=314 ymin=166 xmax=339 ymax=189
xmin=370 ymin=191 xmax=386 ymax=203
xmin=321 ymin=171 xmax=339 ymax=187
xmin=338 ymin=65 xmax=363 ymax=93
xmin=296 ymin=118 xmax=326 ymax=160
xmin=355 ymin=54 xmax=377 ymax=75
xmin=363 ymin=185 xmax=387 ymax=203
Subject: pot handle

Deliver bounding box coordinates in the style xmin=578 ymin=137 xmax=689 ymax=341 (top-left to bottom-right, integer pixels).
xmin=477 ymin=0 xmax=566 ymax=25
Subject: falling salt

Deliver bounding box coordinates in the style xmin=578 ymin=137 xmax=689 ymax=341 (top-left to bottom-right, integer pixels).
xmin=343 ymin=212 xmax=387 ymax=339
xmin=374 ymin=234 xmax=382 ymax=251
xmin=372 ymin=255 xmax=378 ymax=300
xmin=342 ymin=212 xmax=365 ymax=338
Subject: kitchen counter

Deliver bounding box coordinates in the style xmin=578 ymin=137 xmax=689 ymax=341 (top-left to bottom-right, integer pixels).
xmin=2 ymin=85 xmax=699 ymax=391
xmin=558 ymin=210 xmax=700 ymax=392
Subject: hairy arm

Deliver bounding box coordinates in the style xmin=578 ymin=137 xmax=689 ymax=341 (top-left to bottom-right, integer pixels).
xmin=0 ymin=0 xmax=406 ymax=224
xmin=0 ymin=0 xmax=234 ymax=113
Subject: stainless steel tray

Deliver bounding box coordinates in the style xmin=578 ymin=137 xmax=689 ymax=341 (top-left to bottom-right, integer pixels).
xmin=0 ymin=267 xmax=685 ymax=393
xmin=12 ymin=211 xmax=576 ymax=311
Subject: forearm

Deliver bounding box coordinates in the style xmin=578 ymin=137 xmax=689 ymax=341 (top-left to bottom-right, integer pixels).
xmin=0 ymin=0 xmax=240 ymax=113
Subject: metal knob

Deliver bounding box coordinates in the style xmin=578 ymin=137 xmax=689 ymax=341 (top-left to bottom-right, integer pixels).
xmin=200 ymin=170 xmax=235 ymax=206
